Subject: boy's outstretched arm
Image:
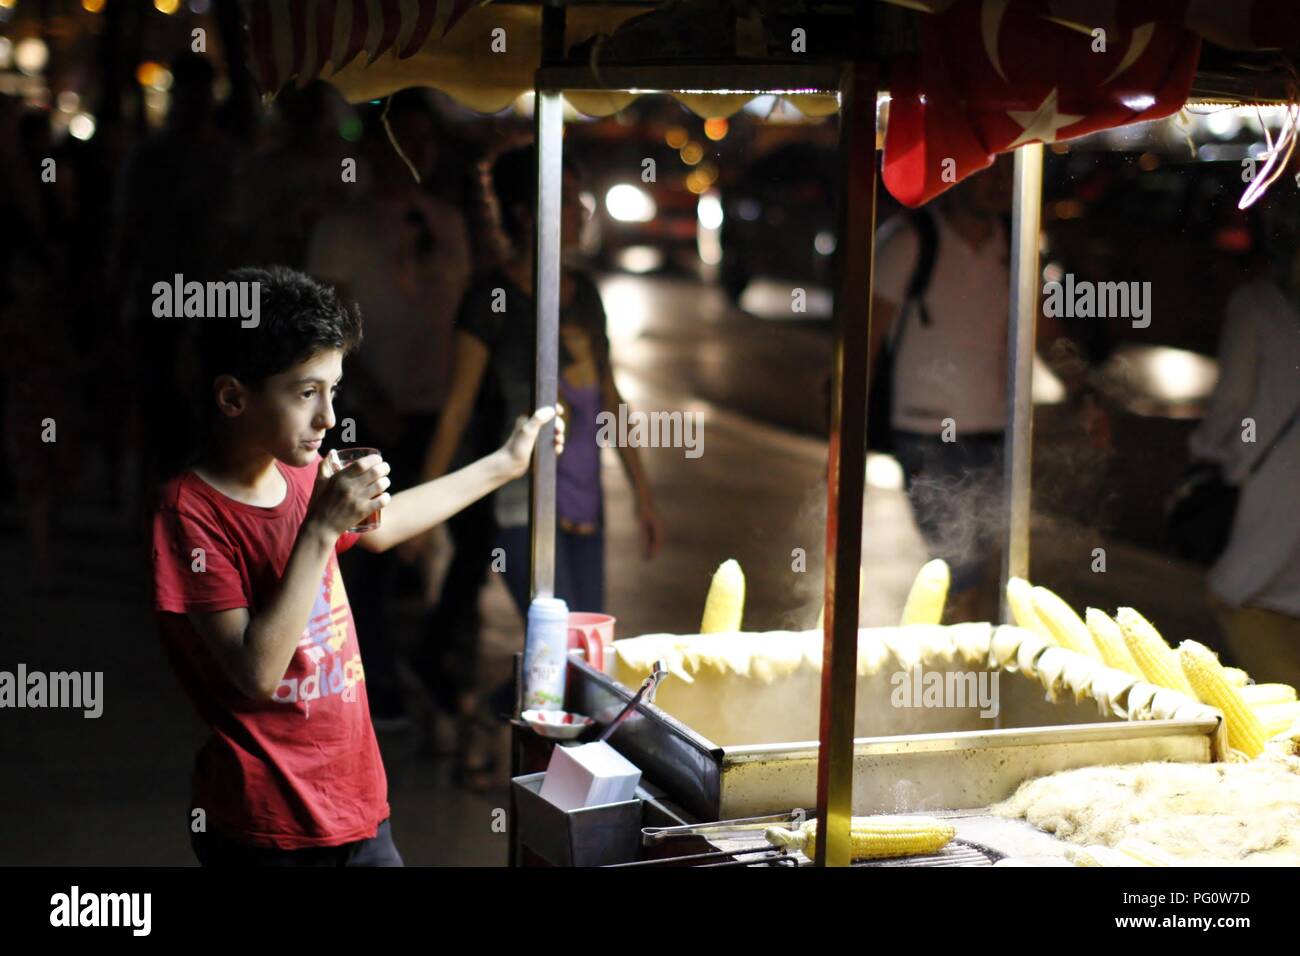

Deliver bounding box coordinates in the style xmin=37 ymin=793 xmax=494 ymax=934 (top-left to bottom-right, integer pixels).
xmin=356 ymin=405 xmax=564 ymax=554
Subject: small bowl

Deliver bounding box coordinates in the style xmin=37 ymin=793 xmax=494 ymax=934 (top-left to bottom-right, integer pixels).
xmin=522 ymin=709 xmax=595 ymax=740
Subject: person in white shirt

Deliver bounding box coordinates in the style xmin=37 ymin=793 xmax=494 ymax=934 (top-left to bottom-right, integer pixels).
xmin=1189 ymin=244 xmax=1300 ymax=686
xmin=868 ymin=159 xmax=1091 ymax=623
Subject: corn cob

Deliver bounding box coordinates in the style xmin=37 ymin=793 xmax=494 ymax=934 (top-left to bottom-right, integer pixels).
xmin=1178 ymin=640 xmax=1267 ymax=758
xmin=1084 ymin=608 xmax=1143 ymax=676
xmin=765 ymin=816 xmax=956 ymax=861
xmin=700 ymin=559 xmax=745 ymax=633
xmin=900 ymin=559 xmax=950 ymax=626
xmin=1223 ymin=667 xmax=1251 ymax=687
xmin=1238 ymin=683 xmax=1298 ymax=707
xmin=1253 ymin=701 xmax=1300 ymax=738
xmin=1116 ymin=607 xmax=1194 ymax=695
xmin=1006 ymin=577 xmax=1056 ymax=644
xmin=1031 ymin=586 xmax=1102 ymax=659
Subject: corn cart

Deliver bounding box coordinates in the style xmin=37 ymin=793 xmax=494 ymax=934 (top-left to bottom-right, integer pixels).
xmin=251 ymin=0 xmax=1300 ymax=866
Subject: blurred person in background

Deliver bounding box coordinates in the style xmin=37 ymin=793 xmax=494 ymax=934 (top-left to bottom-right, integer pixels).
xmin=868 ymin=158 xmax=1104 ymax=624
xmin=225 ymin=82 xmax=353 ymax=271
xmin=1 ymin=107 xmax=79 ymax=594
xmin=1189 ymin=207 xmax=1300 ymax=687
xmin=113 ymin=52 xmax=241 ymax=525
xmin=307 ymin=90 xmax=472 ymax=728
xmin=420 ymin=144 xmax=663 ymax=789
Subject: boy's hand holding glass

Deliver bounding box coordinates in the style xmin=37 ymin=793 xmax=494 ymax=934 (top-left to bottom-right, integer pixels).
xmin=308 ymin=448 xmax=392 ymax=537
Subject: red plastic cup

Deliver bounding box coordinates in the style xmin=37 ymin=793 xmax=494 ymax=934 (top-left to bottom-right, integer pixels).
xmin=568 ymin=612 xmax=616 ymax=672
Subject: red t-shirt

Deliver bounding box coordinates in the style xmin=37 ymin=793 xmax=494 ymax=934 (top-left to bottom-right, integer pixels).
xmin=151 ymin=456 xmax=389 ymax=849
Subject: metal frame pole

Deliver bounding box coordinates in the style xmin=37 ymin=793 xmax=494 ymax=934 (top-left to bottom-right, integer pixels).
xmin=814 ymin=59 xmax=877 ymax=867
xmin=999 ymin=143 xmax=1044 ymax=623
xmin=529 ymin=3 xmax=566 ymax=602
xmin=529 ymin=89 xmax=563 ymax=600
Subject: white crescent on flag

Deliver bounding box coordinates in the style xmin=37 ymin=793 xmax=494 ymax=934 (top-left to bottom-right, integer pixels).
xmin=1102 ymin=22 xmax=1155 ymax=86
xmin=980 ymin=0 xmax=1010 ymax=83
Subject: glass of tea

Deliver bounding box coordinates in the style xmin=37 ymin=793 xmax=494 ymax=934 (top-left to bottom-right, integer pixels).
xmin=331 ymin=447 xmax=383 ymax=533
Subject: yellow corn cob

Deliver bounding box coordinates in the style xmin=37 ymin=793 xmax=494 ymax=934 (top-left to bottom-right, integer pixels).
xmin=1031 ymin=586 xmax=1101 ymax=659
xmin=1115 ymin=839 xmax=1186 ymax=867
xmin=1116 ymin=607 xmax=1194 ymax=695
xmin=765 ymin=816 xmax=956 ymax=861
xmin=1178 ymin=640 xmax=1267 ymax=758
xmin=900 ymin=559 xmax=950 ymax=626
xmin=700 ymin=559 xmax=745 ymax=633
xmin=1238 ymin=683 xmax=1298 ymax=707
xmin=1223 ymin=667 xmax=1251 ymax=687
xmin=1084 ymin=608 xmax=1143 ymax=676
xmin=1253 ymin=701 xmax=1300 ymax=738
xmin=1006 ymin=577 xmax=1056 ymax=644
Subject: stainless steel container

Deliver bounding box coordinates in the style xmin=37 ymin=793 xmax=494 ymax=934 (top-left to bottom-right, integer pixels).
xmin=511 ymin=772 xmax=643 ymax=866
xmin=567 ymin=658 xmax=1219 ymax=821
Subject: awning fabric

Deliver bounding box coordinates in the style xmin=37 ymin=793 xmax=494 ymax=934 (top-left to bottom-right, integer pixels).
xmin=245 ymin=1 xmax=1298 ymax=205
xmin=244 ymin=1 xmax=838 ymax=118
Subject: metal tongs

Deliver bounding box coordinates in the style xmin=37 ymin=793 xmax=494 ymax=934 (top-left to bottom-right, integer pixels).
xmin=598 ymin=659 xmax=668 ymax=743
xmin=640 ymin=809 xmax=809 ymax=847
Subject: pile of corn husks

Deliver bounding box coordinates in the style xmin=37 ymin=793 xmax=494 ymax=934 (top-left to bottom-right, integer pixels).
xmin=994 ymin=752 xmax=1300 ymax=865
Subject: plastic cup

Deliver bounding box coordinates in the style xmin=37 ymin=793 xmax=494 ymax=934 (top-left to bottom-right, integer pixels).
xmin=568 ymin=613 xmax=616 ymax=673
xmin=332 ymin=447 xmax=383 ymax=533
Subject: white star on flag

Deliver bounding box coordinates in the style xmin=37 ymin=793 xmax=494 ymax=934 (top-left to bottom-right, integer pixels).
xmin=1006 ymin=88 xmax=1085 ymax=148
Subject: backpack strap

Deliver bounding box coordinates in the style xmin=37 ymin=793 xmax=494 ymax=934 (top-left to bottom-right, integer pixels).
xmin=1247 ymin=400 xmax=1300 ymax=476
xmin=903 ymin=206 xmax=939 ymax=328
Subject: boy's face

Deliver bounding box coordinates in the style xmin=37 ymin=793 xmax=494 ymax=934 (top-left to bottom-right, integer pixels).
xmin=236 ymin=348 xmax=344 ymax=469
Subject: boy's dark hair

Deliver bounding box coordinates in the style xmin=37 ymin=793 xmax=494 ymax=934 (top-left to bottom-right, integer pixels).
xmin=198 ymin=266 xmax=362 ymax=396
xmin=491 ymin=144 xmax=586 ymax=247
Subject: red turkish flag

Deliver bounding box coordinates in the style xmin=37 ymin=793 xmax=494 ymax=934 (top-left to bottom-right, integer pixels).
xmin=882 ymin=0 xmax=1202 ymax=207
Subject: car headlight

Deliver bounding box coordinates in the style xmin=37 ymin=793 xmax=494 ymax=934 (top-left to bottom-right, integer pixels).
xmin=697 ymin=193 xmax=723 ymax=230
xmin=605 ymin=184 xmax=657 ymax=223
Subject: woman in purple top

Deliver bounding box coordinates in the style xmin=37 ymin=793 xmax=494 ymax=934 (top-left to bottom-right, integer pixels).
xmin=427 ymin=146 xmax=663 ymax=612
xmin=422 ymin=146 xmax=664 ymax=785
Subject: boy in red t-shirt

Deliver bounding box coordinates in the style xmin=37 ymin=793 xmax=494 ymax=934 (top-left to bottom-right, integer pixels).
xmin=152 ymin=266 xmax=562 ymax=865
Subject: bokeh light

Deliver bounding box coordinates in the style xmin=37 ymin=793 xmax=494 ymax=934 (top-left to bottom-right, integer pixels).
xmin=134 ymin=61 xmax=166 ymax=88
xmin=703 ymin=118 xmax=728 ymax=141
xmin=69 ymin=113 xmax=96 ymax=141
xmin=14 ymin=37 xmax=48 ymax=75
